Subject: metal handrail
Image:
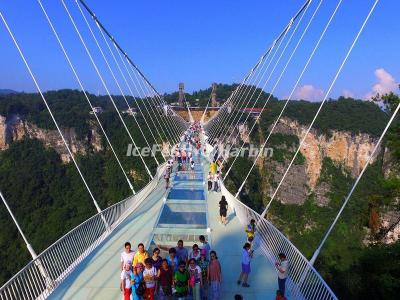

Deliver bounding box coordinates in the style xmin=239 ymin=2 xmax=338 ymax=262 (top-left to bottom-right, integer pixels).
xmin=220 ymin=181 xmax=337 ymax=300
xmin=0 ymin=163 xmax=166 ymax=300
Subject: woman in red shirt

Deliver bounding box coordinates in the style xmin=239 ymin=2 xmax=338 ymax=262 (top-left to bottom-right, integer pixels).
xmin=207 ymin=251 xmax=222 ymax=300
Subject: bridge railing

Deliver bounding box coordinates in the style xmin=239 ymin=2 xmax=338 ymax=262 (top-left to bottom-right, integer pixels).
xmin=220 ymin=181 xmax=338 ymax=300
xmin=0 ymin=163 xmax=166 ymax=300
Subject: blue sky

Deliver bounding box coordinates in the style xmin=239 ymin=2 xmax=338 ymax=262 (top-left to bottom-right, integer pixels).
xmin=0 ymin=0 xmax=399 ymax=100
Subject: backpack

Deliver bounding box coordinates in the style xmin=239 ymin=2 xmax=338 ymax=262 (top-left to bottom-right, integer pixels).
xmin=135 ymin=280 xmax=146 ymax=296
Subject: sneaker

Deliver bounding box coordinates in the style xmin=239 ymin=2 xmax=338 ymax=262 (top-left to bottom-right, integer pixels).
xmin=242 ymin=283 xmax=250 ymax=287
xmin=237 ymin=280 xmax=241 ymax=285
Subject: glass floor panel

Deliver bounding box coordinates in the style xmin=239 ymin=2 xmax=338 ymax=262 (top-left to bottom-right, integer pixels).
xmin=157 ymin=203 xmax=207 ymax=228
xmin=167 ymin=188 xmax=205 ymax=200
xmin=174 ymin=173 xmax=204 ymax=181
xmin=172 ymin=181 xmax=204 ymax=189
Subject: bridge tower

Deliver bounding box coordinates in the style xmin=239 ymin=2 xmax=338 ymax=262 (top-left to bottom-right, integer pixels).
xmin=211 ymin=82 xmax=218 ymax=107
xmin=178 ymin=82 xmax=185 ymax=106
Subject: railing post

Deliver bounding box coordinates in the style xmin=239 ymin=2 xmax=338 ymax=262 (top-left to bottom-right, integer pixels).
xmin=0 ymin=191 xmax=54 ymax=291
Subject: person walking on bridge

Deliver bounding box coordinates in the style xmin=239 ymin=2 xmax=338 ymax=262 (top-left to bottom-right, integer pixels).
xmin=275 ymin=253 xmax=289 ymax=297
xmin=207 ymin=172 xmax=214 ymax=192
xmin=219 ymin=196 xmax=228 ymax=225
xmin=210 ymin=161 xmax=217 ymax=175
xmin=208 ymin=251 xmax=222 ymax=300
xmin=245 ymin=219 xmax=256 ymax=244
xmin=213 ymin=171 xmax=220 ymax=192
xmin=164 ymin=167 xmax=171 ymax=189
xmin=237 ymin=242 xmax=253 ymax=288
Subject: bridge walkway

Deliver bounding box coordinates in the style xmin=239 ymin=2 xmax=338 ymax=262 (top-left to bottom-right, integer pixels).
xmin=49 ymin=143 xmax=280 ymax=300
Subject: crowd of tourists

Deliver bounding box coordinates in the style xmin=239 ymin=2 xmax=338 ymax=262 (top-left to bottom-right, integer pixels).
xmin=120 ymin=237 xmax=288 ymax=299
xmin=123 ymin=122 xmax=289 ymax=299
xmin=120 ymin=236 xmax=222 ymax=300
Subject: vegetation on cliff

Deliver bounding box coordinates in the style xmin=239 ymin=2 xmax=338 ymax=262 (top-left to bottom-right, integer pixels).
xmin=0 ymin=90 xmax=167 ymax=285
xmin=225 ymin=91 xmax=400 ymax=299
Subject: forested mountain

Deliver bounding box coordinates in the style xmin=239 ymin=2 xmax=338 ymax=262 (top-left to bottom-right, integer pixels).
xmin=224 ymin=92 xmax=400 ymax=299
xmin=0 ymin=89 xmax=165 ymax=284
xmin=0 ymin=89 xmax=17 ymax=95
xmin=0 ymin=87 xmax=399 ymax=299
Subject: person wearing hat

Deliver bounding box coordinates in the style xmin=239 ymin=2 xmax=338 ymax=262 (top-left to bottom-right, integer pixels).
xmin=275 ymin=253 xmax=289 ymax=296
xmin=131 ymin=263 xmax=144 ymax=300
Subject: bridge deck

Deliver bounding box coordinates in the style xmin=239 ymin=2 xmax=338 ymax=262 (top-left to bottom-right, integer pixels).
xmin=203 ymin=163 xmax=278 ymax=300
xmin=49 ymin=147 xmax=280 ymax=299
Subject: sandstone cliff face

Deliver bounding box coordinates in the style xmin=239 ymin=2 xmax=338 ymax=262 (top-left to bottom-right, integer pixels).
xmin=272 ymin=117 xmax=380 ymax=190
xmin=0 ymin=114 xmax=102 ymax=162
xmin=0 ymin=116 xmax=7 ymax=150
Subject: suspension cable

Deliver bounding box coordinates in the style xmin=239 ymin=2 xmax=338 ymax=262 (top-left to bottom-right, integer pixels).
xmin=308 ymin=0 xmax=382 ymax=265
xmin=0 ymin=11 xmax=104 ymax=216
xmin=75 ymin=1 xmax=161 ymax=166
xmin=210 ymin=67 xmax=262 ymax=142
xmin=1 ymin=191 xmax=39 ymax=259
xmin=112 ymin=41 xmax=164 ymax=149
xmin=208 ymin=57 xmax=263 ymax=141
xmin=37 ymin=0 xmax=136 ymax=195
xmin=219 ymin=15 xmax=297 ymax=163
xmin=128 ymin=61 xmax=169 ymax=144
xmin=98 ymin=25 xmax=166 ymax=162
xmin=227 ymin=0 xmax=333 ymax=184
xmin=78 ymin=0 xmax=174 ymax=155
xmin=200 ymin=90 xmax=213 ymax=123
xmin=208 ymin=0 xmax=312 ymax=141
xmin=260 ymin=0 xmax=380 ymax=219
xmin=138 ymin=74 xmax=181 ymax=144
xmin=224 ymin=0 xmax=324 ymax=180
xmin=61 ymin=0 xmax=153 ymax=179
xmin=217 ymin=46 xmax=275 ymax=147
xmin=77 ymin=0 xmax=161 ymax=101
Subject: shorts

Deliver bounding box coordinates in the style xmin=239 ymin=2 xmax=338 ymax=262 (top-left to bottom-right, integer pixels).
xmin=219 ymin=209 xmax=227 ymax=217
xmin=242 ymin=263 xmax=251 ymax=274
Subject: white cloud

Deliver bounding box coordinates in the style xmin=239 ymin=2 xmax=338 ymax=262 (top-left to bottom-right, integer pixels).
xmin=366 ymin=68 xmax=398 ymax=99
xmin=294 ymin=84 xmax=324 ymax=102
xmin=342 ymin=89 xmax=355 ymax=98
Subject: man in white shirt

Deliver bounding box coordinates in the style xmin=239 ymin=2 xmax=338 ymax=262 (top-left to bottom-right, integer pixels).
xmin=275 ymin=253 xmax=289 ymax=296
xmin=120 ymin=242 xmax=135 ymax=270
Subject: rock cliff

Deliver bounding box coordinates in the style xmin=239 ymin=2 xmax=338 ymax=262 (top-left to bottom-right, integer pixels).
xmin=0 ymin=114 xmax=102 ymax=162
xmin=271 ymin=117 xmax=380 ymax=190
